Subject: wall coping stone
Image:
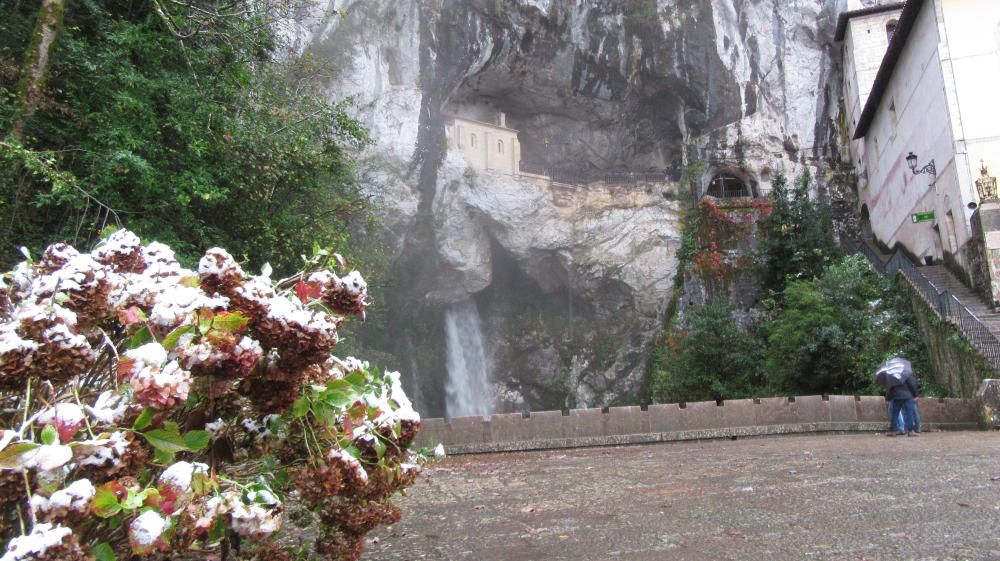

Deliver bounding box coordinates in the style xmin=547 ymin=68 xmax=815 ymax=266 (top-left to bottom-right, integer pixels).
xmin=421 ymin=395 xmax=984 ymax=455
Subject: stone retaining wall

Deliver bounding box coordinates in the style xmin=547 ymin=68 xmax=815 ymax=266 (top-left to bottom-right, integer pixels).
xmin=417 ymin=396 xmax=983 ymax=455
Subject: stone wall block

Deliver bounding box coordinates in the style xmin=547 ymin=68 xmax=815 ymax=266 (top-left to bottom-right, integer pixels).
xmin=531 ymin=410 xmax=567 ymax=440
xmin=915 ymin=398 xmax=945 ymax=423
xmin=447 ymin=416 xmax=489 ymax=445
xmin=416 ymin=417 xmax=449 ymax=448
xmin=721 ymin=399 xmax=756 ymax=427
xmin=828 ymin=395 xmax=859 ymax=423
xmin=756 ymin=397 xmax=799 ymax=425
xmin=489 ymin=412 xmax=532 ymax=443
xmin=795 ymin=395 xmax=830 ymax=423
xmin=940 ymin=398 xmax=980 ymax=424
xmin=682 ymin=401 xmax=725 ymax=430
xmin=856 ymin=396 xmax=889 ymax=423
xmin=607 ymin=406 xmax=648 ymax=435
xmin=647 ymin=403 xmax=683 ymax=433
xmin=566 ymin=408 xmax=606 ymax=438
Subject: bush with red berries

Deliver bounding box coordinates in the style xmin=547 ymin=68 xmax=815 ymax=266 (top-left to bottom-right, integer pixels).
xmin=0 ymin=231 xmax=425 ymax=560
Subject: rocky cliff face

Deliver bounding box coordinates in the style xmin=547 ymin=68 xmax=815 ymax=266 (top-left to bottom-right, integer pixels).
xmin=286 ymin=0 xmax=846 ymax=416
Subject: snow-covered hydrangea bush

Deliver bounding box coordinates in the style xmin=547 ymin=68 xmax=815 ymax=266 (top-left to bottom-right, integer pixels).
xmin=0 ymin=231 xmax=425 ymax=560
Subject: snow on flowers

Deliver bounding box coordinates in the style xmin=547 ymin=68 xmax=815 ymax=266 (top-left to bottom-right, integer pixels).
xmin=0 ymin=231 xmax=425 ymax=561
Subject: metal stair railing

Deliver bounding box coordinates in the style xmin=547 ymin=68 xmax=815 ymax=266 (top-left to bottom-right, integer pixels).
xmin=841 ymin=237 xmax=1000 ymax=370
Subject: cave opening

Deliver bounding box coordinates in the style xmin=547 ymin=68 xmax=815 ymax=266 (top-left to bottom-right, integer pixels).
xmin=706 ymin=172 xmax=752 ymax=199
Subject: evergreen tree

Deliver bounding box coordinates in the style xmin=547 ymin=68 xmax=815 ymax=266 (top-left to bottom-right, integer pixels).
xmin=757 ymin=171 xmax=841 ymax=295
xmin=650 ymin=302 xmax=765 ymax=403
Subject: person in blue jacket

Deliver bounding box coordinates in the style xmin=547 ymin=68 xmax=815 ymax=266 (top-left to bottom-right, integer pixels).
xmin=886 ymin=374 xmax=919 ymax=436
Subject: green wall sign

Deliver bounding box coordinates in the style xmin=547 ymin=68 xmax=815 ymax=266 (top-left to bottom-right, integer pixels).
xmin=912 ymin=211 xmax=935 ymax=223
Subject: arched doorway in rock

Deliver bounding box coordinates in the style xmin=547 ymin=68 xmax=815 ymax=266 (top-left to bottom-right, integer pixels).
xmin=706 ymin=172 xmax=752 ymax=199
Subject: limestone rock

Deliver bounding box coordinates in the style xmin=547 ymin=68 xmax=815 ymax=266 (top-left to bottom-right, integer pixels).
xmin=289 ymin=0 xmax=844 ymax=415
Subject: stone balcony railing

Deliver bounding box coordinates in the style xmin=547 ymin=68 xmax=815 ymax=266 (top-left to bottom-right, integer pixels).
xmin=417 ymin=394 xmax=986 ymax=455
xmin=517 ymin=161 xmax=679 ymax=187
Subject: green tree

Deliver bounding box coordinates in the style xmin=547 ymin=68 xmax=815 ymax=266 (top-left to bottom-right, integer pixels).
xmin=763 ymin=254 xmax=929 ymax=395
xmin=757 ymin=171 xmax=841 ymax=295
xmin=0 ymin=0 xmax=370 ymax=274
xmin=651 ymin=302 xmax=765 ymax=403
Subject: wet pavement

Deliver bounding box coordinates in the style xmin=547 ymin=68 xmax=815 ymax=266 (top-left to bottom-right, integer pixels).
xmin=365 ymin=432 xmax=1000 ymax=561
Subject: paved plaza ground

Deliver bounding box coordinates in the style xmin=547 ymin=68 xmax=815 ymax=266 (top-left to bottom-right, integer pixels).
xmin=365 ymin=432 xmax=1000 ymax=561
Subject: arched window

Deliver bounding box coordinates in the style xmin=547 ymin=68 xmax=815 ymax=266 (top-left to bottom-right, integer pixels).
xmin=886 ymin=20 xmax=898 ymax=42
xmin=470 ymin=134 xmax=477 ymax=148
xmin=497 ymin=139 xmax=504 ymax=154
xmin=706 ymin=173 xmax=751 ymax=199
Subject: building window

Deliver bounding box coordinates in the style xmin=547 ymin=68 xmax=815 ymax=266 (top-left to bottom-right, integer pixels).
xmin=886 ymin=20 xmax=898 ymax=42
xmin=470 ymin=134 xmax=477 ymax=148
xmin=497 ymin=139 xmax=504 ymax=154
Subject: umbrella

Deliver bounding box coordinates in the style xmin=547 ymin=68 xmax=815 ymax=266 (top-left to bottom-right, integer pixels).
xmin=874 ymin=357 xmax=913 ymax=389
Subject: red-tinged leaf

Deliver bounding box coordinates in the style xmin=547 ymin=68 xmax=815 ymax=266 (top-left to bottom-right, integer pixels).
xmin=117 ymin=306 xmax=147 ymax=326
xmin=295 ymin=281 xmax=323 ymax=303
xmin=117 ymin=358 xmax=136 ymax=381
xmin=198 ymin=309 xmax=214 ymax=335
xmin=92 ymin=484 xmax=122 ymax=518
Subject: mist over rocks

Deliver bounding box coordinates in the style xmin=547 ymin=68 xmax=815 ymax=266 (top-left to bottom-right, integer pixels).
xmin=289 ymin=0 xmax=846 ymax=415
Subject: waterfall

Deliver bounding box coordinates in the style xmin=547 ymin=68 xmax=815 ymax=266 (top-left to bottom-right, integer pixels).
xmin=444 ymin=298 xmax=493 ymax=418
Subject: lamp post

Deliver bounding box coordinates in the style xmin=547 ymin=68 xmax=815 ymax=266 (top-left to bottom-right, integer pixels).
xmin=906 ymin=152 xmax=936 ymax=178
xmin=976 ymin=161 xmax=998 ymax=202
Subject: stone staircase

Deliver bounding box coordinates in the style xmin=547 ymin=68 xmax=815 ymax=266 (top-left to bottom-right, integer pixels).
xmin=918 ymin=266 xmax=1000 ymax=338
xmin=847 ymin=238 xmax=1000 ymax=370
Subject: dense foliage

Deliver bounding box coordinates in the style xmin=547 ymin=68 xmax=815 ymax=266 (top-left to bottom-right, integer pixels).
xmin=649 ymin=171 xmax=931 ymax=403
xmin=763 ymin=255 xmax=929 ymax=395
xmin=650 ymin=302 xmax=765 ymax=403
xmin=0 ymin=0 xmax=369 ymax=274
xmin=0 ymin=231 xmax=425 ymax=560
xmin=757 ymin=171 xmax=841 ymax=296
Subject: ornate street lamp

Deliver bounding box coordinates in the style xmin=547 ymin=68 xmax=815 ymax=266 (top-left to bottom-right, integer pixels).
xmin=976 ymin=161 xmax=998 ymax=202
xmin=906 ymin=152 xmax=936 ymax=178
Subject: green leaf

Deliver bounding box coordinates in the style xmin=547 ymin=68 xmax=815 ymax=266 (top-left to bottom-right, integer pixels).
xmin=322 ymin=389 xmax=354 ymax=409
xmin=272 ymin=468 xmax=290 ymax=488
xmin=121 ymin=488 xmax=148 ymax=510
xmin=40 ymin=424 xmax=58 ymax=445
xmin=290 ymin=397 xmax=310 ymax=418
xmin=153 ymin=447 xmax=174 ymax=464
xmin=211 ymin=311 xmax=249 ymax=333
xmin=93 ymin=543 xmax=117 ymax=561
xmin=143 ymin=428 xmax=189 ymax=455
xmin=162 ymin=324 xmax=196 ymax=351
xmin=326 ymin=379 xmax=352 ymax=390
xmin=133 ymin=407 xmax=155 ymax=431
xmin=127 ymin=326 xmax=154 ymax=349
xmin=0 ymin=443 xmax=40 ymax=469
xmin=198 ymin=309 xmax=214 ymax=335
xmin=373 ymin=438 xmax=387 ymax=459
xmin=183 ymin=430 xmax=211 ymax=452
xmin=344 ymin=372 xmax=366 ymax=387
xmin=92 ymin=487 xmax=122 ymax=518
